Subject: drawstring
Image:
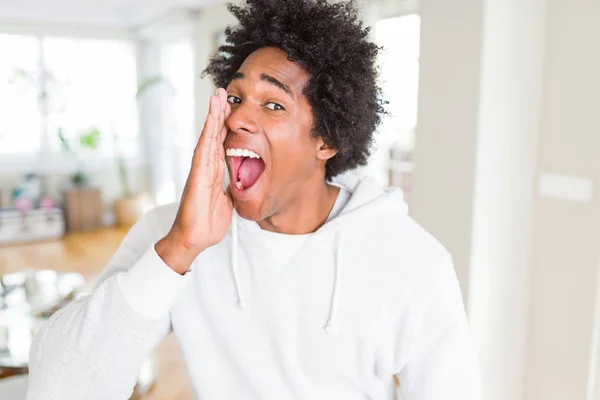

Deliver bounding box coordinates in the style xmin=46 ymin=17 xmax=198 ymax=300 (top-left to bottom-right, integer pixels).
xmin=230 ymin=212 xmax=344 ymax=334
xmin=231 ymin=212 xmax=248 ymax=308
xmin=324 ymin=230 xmax=345 ymax=335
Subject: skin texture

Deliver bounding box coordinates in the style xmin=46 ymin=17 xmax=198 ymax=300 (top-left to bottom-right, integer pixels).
xmin=156 ymin=47 xmax=339 ymax=274
xmin=224 ymin=47 xmax=339 ymax=234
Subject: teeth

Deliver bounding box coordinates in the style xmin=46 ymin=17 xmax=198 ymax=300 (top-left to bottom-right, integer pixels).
xmin=236 ymin=181 xmax=244 ymax=190
xmin=225 ymin=148 xmax=260 ymax=159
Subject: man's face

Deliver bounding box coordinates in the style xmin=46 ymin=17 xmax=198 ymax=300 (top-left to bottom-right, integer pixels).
xmin=224 ymin=47 xmax=326 ymax=221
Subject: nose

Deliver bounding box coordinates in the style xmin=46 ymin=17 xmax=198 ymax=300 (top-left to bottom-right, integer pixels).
xmin=226 ymin=101 xmax=260 ymax=135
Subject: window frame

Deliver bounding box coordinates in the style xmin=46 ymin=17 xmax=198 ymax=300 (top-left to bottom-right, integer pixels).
xmin=0 ymin=26 xmax=142 ymax=175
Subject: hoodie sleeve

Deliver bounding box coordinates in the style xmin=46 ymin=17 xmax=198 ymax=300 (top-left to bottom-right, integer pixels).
xmin=26 ymin=207 xmax=192 ymax=400
xmin=395 ymin=255 xmax=482 ymax=400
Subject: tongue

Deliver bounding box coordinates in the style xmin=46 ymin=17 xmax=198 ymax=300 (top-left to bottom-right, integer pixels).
xmin=238 ymin=157 xmax=265 ymax=189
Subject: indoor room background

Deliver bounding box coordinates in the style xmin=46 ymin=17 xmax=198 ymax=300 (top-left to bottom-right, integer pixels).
xmin=0 ymin=0 xmax=599 ymax=399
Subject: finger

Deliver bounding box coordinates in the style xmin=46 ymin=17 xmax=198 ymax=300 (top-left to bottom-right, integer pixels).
xmin=195 ymin=95 xmax=217 ymax=150
xmin=211 ymin=95 xmax=221 ymax=134
xmin=195 ymin=96 xmax=219 ymax=164
xmin=206 ymin=94 xmax=221 ymax=153
xmin=217 ymin=88 xmax=228 ymax=132
xmin=214 ymin=88 xmax=224 ymax=124
xmin=218 ymin=102 xmax=232 ymax=149
xmin=216 ymin=90 xmax=224 ymax=135
xmin=215 ymin=89 xmax=227 ymax=163
xmin=209 ymin=92 xmax=220 ymax=120
xmin=219 ymin=88 xmax=228 ymax=115
xmin=225 ymin=101 xmax=232 ymax=119
xmin=198 ymin=114 xmax=217 ymax=166
xmin=211 ymin=93 xmax=225 ymax=163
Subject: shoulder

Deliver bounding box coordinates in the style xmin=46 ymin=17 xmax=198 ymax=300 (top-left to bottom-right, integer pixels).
xmin=353 ymin=212 xmax=452 ymax=279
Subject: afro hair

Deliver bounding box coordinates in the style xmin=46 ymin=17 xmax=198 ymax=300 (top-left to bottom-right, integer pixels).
xmin=203 ymin=0 xmax=385 ymax=180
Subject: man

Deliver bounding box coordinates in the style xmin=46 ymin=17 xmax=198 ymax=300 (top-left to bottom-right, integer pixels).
xmin=27 ymin=0 xmax=481 ymax=399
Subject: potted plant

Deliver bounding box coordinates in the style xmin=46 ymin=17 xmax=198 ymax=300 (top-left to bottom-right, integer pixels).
xmin=112 ymin=148 xmax=154 ymax=228
xmin=58 ymin=127 xmax=104 ymax=231
xmin=58 ymin=127 xmax=101 ymax=187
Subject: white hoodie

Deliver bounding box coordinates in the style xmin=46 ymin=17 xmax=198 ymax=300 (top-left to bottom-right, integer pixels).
xmin=27 ymin=174 xmax=481 ymax=400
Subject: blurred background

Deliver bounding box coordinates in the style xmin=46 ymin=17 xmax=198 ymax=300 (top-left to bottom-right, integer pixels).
xmin=0 ymin=0 xmax=598 ymax=399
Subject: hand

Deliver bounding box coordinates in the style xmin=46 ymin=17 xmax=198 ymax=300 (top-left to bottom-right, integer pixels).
xmin=156 ymin=88 xmax=233 ymax=274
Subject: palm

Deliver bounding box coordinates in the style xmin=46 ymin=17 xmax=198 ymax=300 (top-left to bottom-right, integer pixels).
xmin=211 ymin=188 xmax=233 ymax=240
xmin=172 ymin=89 xmax=233 ymax=251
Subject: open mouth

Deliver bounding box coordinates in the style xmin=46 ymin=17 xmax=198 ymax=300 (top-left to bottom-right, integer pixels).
xmin=225 ymin=148 xmax=266 ymax=191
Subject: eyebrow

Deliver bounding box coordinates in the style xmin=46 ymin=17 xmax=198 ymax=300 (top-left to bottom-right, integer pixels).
xmin=229 ymin=72 xmax=294 ymax=99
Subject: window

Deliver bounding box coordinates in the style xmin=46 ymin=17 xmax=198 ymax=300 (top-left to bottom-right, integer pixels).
xmin=137 ymin=36 xmax=196 ymax=206
xmin=368 ymin=14 xmax=420 ymax=188
xmin=44 ymin=37 xmax=138 ymax=157
xmin=0 ymin=35 xmax=42 ymax=155
xmin=155 ymin=38 xmax=195 ymax=205
xmin=0 ymin=34 xmax=139 ymax=167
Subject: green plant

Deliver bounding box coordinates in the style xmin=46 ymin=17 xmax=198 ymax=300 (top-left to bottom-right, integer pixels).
xmin=136 ymin=77 xmax=164 ymax=100
xmin=8 ymin=68 xmax=35 ymax=86
xmin=58 ymin=127 xmax=71 ymax=153
xmin=79 ymin=127 xmax=101 ymax=150
xmin=58 ymin=126 xmax=101 ymax=153
xmin=71 ymin=171 xmax=89 ymax=186
xmin=58 ymin=126 xmax=102 ymax=187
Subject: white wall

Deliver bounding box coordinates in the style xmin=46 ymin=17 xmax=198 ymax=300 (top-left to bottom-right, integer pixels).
xmin=411 ymin=0 xmax=483 ymax=305
xmin=415 ymin=1 xmax=600 ymax=399
xmin=524 ymin=1 xmax=600 ymax=399
xmin=413 ymin=0 xmax=546 ymax=399
xmin=469 ymin=0 xmax=546 ymax=398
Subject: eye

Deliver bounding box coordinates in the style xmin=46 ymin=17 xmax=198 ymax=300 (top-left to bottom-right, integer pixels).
xmin=265 ymin=102 xmax=285 ymax=111
xmin=227 ymin=95 xmax=241 ymax=104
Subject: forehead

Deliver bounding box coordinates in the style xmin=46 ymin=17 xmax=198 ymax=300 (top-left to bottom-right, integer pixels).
xmin=233 ymin=47 xmax=310 ymax=93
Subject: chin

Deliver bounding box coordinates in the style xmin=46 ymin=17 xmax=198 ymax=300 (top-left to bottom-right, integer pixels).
xmin=232 ymin=198 xmax=266 ymax=221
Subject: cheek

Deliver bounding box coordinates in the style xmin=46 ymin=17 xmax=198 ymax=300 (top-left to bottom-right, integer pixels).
xmin=267 ymin=122 xmax=316 ymax=176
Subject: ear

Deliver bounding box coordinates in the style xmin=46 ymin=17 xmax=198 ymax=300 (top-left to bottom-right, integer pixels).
xmin=315 ymin=137 xmax=338 ymax=161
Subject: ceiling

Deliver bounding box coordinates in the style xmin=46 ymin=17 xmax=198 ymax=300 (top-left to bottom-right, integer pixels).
xmin=0 ymin=0 xmax=224 ymax=29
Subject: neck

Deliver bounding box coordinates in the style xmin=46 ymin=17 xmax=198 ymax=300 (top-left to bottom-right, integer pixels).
xmin=257 ymin=177 xmax=340 ymax=235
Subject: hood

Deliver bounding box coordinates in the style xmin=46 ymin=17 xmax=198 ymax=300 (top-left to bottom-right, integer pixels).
xmin=326 ymin=172 xmax=409 ymax=226
xmin=236 ymin=172 xmax=409 ymax=235
xmin=230 ymin=173 xmax=409 ymax=335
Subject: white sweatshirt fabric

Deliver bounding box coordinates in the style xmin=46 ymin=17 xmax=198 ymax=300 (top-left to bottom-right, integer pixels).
xmin=27 ymin=173 xmax=481 ymax=400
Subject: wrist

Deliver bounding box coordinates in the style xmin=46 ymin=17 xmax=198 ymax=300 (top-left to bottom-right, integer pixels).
xmin=154 ymin=233 xmax=204 ymax=275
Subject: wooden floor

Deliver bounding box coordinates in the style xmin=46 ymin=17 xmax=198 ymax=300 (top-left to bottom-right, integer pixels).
xmin=0 ymin=229 xmax=194 ymax=400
